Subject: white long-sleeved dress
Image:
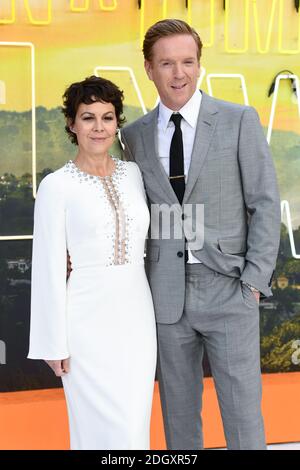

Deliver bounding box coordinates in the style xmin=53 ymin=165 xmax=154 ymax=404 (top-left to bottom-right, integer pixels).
xmin=28 ymin=157 xmax=157 ymax=450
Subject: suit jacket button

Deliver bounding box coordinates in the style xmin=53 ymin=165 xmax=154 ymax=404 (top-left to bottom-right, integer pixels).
xmin=177 ymin=251 xmax=184 ymax=258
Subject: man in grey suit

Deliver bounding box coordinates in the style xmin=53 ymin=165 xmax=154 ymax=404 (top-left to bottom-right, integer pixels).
xmin=121 ymin=19 xmax=281 ymax=450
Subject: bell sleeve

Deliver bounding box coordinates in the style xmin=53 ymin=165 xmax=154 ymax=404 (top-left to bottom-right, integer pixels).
xmin=27 ymin=172 xmax=69 ymax=360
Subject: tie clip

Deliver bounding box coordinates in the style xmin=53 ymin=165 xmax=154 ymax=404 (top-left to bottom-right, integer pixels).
xmin=169 ymin=175 xmax=185 ymax=180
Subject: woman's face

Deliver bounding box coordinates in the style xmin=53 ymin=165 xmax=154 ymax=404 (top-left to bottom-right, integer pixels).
xmin=71 ymin=100 xmax=118 ymax=156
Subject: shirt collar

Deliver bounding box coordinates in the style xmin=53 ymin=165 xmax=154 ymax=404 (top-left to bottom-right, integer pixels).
xmin=158 ymin=89 xmax=202 ymax=132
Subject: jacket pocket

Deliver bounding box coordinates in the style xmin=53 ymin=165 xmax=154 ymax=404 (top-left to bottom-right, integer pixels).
xmin=218 ymin=236 xmax=246 ymax=255
xmin=146 ymin=246 xmax=160 ymax=262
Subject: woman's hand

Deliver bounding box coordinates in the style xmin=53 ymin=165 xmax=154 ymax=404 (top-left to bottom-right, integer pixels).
xmin=45 ymin=358 xmax=70 ymax=377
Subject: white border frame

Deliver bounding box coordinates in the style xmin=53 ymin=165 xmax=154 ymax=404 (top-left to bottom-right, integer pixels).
xmin=267 ymin=74 xmax=300 ymax=144
xmin=281 ymin=200 xmax=300 ymax=259
xmin=206 ymin=73 xmax=249 ymax=105
xmin=94 ymin=65 xmax=147 ymax=115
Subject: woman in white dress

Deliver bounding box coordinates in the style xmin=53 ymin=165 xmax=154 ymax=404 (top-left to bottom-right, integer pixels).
xmin=28 ymin=76 xmax=157 ymax=450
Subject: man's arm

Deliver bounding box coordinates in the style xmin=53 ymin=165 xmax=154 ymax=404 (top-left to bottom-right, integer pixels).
xmin=238 ymin=107 xmax=281 ymax=298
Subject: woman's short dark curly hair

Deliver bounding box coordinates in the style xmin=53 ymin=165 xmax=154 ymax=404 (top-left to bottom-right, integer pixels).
xmin=62 ymin=75 xmax=126 ymax=145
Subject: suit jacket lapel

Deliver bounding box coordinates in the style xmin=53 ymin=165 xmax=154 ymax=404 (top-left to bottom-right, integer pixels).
xmin=183 ymin=91 xmax=219 ymax=204
xmin=140 ymin=91 xmax=219 ymax=206
xmin=141 ymin=107 xmax=179 ymax=205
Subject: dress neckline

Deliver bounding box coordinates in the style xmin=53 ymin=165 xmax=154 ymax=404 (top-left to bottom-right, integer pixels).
xmin=68 ymin=156 xmax=119 ymax=179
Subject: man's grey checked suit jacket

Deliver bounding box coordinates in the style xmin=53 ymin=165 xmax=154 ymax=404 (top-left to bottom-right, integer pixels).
xmin=121 ymin=90 xmax=281 ymax=324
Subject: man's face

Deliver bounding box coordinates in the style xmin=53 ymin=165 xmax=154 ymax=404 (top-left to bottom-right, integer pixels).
xmin=145 ymin=34 xmax=200 ymax=111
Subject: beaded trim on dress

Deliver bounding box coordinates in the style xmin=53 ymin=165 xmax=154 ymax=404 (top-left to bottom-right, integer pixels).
xmin=64 ymin=157 xmax=131 ymax=266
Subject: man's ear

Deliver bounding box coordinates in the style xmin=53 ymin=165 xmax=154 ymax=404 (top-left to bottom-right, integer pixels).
xmin=144 ymin=60 xmax=153 ymax=81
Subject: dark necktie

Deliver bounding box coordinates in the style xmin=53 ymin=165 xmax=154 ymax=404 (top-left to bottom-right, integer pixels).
xmin=169 ymin=113 xmax=185 ymax=205
xmin=169 ymin=113 xmax=188 ymax=262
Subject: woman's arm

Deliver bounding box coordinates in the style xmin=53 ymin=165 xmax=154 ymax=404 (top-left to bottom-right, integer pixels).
xmin=28 ymin=172 xmax=70 ymax=362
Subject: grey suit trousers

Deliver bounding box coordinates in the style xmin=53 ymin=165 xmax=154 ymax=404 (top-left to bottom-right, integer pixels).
xmin=156 ymin=263 xmax=266 ymax=450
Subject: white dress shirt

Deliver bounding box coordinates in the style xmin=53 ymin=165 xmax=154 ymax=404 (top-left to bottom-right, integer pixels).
xmin=157 ymin=89 xmax=202 ymax=264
